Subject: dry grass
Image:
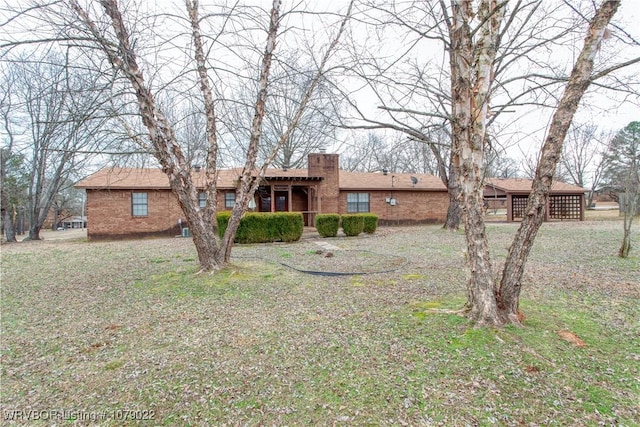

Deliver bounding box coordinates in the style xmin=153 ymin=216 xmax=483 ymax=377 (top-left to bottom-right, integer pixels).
xmin=1 ymin=219 xmax=638 ymax=426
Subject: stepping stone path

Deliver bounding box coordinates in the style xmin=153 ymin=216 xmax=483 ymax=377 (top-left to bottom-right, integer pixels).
xmin=313 ymin=240 xmax=342 ymax=252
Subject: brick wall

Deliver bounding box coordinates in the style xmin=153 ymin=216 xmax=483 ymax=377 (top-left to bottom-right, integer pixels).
xmin=308 ymin=153 xmax=340 ymax=213
xmin=86 ymin=189 xmax=184 ymax=240
xmin=85 ymin=162 xmax=449 ymax=240
xmin=338 ymin=190 xmax=448 ymax=224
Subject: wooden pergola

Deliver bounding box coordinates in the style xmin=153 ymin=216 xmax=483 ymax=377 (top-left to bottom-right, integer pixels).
xmin=484 ymin=178 xmax=587 ymax=222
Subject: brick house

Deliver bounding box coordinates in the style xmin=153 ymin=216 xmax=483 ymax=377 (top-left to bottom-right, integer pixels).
xmin=483 ymin=178 xmax=587 ymax=222
xmin=75 ymin=153 xmax=449 ymax=240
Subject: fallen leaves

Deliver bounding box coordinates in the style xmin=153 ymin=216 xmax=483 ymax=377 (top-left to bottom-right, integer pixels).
xmin=557 ymin=330 xmax=587 ymax=347
xmin=1 ymin=220 xmax=638 ymax=425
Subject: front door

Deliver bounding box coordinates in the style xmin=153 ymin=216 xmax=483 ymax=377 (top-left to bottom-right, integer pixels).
xmin=275 ymin=191 xmax=288 ymax=212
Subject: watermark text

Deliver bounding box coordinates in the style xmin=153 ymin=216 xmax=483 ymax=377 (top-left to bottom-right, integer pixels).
xmin=3 ymin=409 xmax=155 ymax=422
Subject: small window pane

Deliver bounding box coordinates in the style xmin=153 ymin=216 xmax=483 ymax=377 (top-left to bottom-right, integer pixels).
xmin=132 ymin=192 xmax=148 ymax=216
xmin=347 ymin=193 xmax=369 ymax=213
xmin=225 ymin=192 xmax=236 ymax=209
xmin=198 ymin=192 xmax=206 ymax=208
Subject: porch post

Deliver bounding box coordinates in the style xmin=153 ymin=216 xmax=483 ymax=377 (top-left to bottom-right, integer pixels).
xmin=307 ymin=186 xmax=312 ymax=226
xmin=270 ymin=185 xmax=275 ymax=212
xmin=288 ymin=184 xmax=292 ymax=212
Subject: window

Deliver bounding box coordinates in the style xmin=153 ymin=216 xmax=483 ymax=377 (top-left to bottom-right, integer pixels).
xmin=225 ymin=192 xmax=236 ymax=209
xmin=132 ymin=192 xmax=148 ymax=216
xmin=347 ymin=193 xmax=369 ymax=213
xmin=260 ymin=196 xmax=271 ymax=212
xmin=198 ymin=192 xmax=206 ymax=208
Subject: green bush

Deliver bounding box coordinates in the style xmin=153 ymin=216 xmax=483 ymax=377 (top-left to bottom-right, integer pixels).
xmin=268 ymin=212 xmax=304 ymax=242
xmin=216 ymin=211 xmax=303 ymax=243
xmin=235 ymin=213 xmax=270 ymax=244
xmin=216 ymin=211 xmax=231 ymax=237
xmin=359 ymin=213 xmax=379 ymax=234
xmin=315 ymin=214 xmax=340 ymax=238
xmin=341 ymin=214 xmax=364 ymax=237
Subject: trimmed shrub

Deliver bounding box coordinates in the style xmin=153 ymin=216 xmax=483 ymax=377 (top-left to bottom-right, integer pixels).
xmin=341 ymin=214 xmax=364 ymax=237
xmin=235 ymin=213 xmax=270 ymax=243
xmin=359 ymin=213 xmax=379 ymax=234
xmin=315 ymin=213 xmax=340 ymax=238
xmin=268 ymin=212 xmax=304 ymax=242
xmin=216 ymin=211 xmax=303 ymax=243
xmin=216 ymin=211 xmax=231 ymax=237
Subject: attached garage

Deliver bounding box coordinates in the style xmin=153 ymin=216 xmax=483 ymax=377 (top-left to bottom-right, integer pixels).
xmin=484 ymin=178 xmax=587 ymax=222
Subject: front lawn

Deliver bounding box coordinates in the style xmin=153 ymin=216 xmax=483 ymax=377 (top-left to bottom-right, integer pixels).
xmin=1 ymin=220 xmax=638 ymax=425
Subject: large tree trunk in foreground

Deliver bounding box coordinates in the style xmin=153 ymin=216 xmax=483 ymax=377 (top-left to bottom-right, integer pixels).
xmin=449 ymin=0 xmax=619 ymax=326
xmin=444 ymin=187 xmax=462 ymax=231
xmin=496 ymin=0 xmax=620 ymax=323
xmin=217 ymin=2 xmax=280 ymax=265
xmin=73 ymin=0 xmax=350 ymax=271
xmin=449 ymin=0 xmax=504 ymax=326
xmin=443 ymin=162 xmax=462 ymax=231
xmin=71 ymin=0 xmax=282 ymax=272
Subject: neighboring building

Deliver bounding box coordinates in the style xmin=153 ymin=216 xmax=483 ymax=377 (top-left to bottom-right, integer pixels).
xmin=60 ymin=216 xmax=87 ymax=229
xmin=483 ymin=178 xmax=587 ymax=222
xmin=75 ymin=153 xmax=449 ymax=240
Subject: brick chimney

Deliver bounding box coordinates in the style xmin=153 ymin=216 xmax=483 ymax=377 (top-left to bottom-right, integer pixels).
xmin=308 ymin=153 xmax=340 ymax=214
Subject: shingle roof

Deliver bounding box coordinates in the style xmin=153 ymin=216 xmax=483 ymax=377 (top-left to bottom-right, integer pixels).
xmin=75 ymin=167 xmax=447 ymax=191
xmin=340 ymin=171 xmax=446 ymax=191
xmin=75 ymin=168 xmax=172 ymax=189
xmin=485 ymin=178 xmax=586 ymax=194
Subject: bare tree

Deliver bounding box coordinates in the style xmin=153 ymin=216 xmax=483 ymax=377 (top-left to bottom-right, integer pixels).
xmin=340 ymin=0 xmax=639 ymax=234
xmin=258 ymin=53 xmax=344 ymax=169
xmin=341 ymin=129 xmax=448 ymax=177
xmin=485 ymin=148 xmax=520 ymax=178
xmin=8 ymin=0 xmax=354 ymax=271
xmin=560 ymin=123 xmax=608 ymax=207
xmin=602 ymin=121 xmax=640 ymax=258
xmin=341 ymin=0 xmax=634 ymax=326
xmin=338 ymin=1 xmax=568 ymax=230
xmin=0 ymin=52 xmax=110 ymax=240
xmin=433 ymin=0 xmax=630 ymax=326
xmin=496 ymin=0 xmax=626 ymax=325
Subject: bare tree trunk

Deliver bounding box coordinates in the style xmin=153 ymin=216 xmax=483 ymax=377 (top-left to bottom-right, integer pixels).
xmin=497 ymin=0 xmax=620 ymax=322
xmin=619 ymin=187 xmax=638 ymax=258
xmin=619 ymin=226 xmax=631 ymax=258
xmin=52 ymin=208 xmax=59 ymax=230
xmin=219 ymin=0 xmax=354 ymax=264
xmin=444 ymin=188 xmax=462 ymax=230
xmin=3 ymin=209 xmax=17 ymax=243
xmin=217 ymin=1 xmax=281 ymax=264
xmin=73 ymin=0 xmax=225 ymax=270
xmin=448 ymin=0 xmax=504 ymax=326
xmin=443 ymin=159 xmax=462 ymax=230
xmin=27 ymin=223 xmax=42 ymax=241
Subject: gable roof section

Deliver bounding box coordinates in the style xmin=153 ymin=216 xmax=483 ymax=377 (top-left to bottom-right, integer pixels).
xmin=485 ymin=178 xmax=586 ymax=194
xmin=76 ymin=167 xmax=447 ymax=192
